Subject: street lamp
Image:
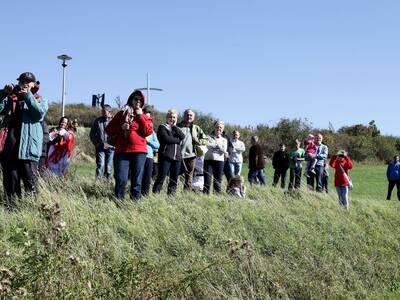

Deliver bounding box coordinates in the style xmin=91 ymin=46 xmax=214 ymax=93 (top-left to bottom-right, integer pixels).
xmin=135 ymin=72 xmax=163 ymax=104
xmin=57 ymin=54 xmax=72 ymax=117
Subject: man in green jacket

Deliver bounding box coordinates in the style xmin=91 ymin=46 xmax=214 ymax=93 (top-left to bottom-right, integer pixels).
xmin=0 ymin=72 xmax=48 ymax=209
xmin=177 ymin=109 xmax=208 ymax=191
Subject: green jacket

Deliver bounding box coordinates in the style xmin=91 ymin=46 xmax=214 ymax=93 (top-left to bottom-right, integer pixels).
xmin=0 ymin=90 xmax=48 ymax=161
xmin=190 ymin=124 xmax=208 ymax=156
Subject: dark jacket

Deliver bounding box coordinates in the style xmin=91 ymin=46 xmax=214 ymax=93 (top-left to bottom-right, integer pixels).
xmin=248 ymin=144 xmax=265 ymax=170
xmin=157 ymin=124 xmax=185 ymax=161
xmin=41 ymin=120 xmax=49 ymax=157
xmin=272 ymin=150 xmax=289 ymax=170
xmin=387 ymin=162 xmax=400 ymax=181
xmin=90 ymin=115 xmax=111 ymax=149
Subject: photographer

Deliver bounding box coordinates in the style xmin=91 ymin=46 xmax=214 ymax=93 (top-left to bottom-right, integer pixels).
xmin=0 ymin=72 xmax=48 ymax=209
xmin=329 ymin=150 xmax=353 ymax=209
xmin=105 ymin=90 xmax=153 ymax=201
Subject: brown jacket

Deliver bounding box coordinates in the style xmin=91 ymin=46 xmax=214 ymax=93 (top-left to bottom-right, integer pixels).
xmin=249 ymin=144 xmax=265 ymax=169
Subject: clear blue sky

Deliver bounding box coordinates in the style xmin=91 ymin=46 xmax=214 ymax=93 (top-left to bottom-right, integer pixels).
xmin=1 ymin=0 xmax=399 ymax=135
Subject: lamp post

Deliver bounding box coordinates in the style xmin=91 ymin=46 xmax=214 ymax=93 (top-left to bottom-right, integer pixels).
xmin=57 ymin=54 xmax=72 ymax=117
xmin=135 ymin=73 xmax=163 ymax=104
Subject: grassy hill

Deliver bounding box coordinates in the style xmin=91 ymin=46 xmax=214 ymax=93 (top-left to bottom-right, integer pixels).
xmin=1 ymin=163 xmax=400 ymax=299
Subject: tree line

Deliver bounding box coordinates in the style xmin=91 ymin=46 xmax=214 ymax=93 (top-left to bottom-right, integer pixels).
xmin=45 ymin=103 xmax=400 ymax=163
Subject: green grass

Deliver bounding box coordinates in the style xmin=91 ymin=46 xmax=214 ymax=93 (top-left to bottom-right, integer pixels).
xmin=1 ymin=163 xmax=399 ymax=299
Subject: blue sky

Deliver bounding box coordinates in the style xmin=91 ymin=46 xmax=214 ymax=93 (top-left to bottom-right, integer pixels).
xmin=1 ymin=0 xmax=399 ymax=135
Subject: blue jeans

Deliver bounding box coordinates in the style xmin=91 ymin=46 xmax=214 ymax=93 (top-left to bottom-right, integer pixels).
xmin=336 ymin=186 xmax=349 ymax=208
xmin=114 ymin=152 xmax=147 ymax=201
xmin=229 ymin=162 xmax=242 ymax=177
xmin=248 ymin=168 xmax=266 ymax=185
xmin=95 ymin=148 xmax=114 ymax=179
xmin=153 ymin=156 xmax=181 ymax=195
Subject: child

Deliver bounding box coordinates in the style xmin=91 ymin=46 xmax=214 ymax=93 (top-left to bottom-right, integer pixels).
xmin=304 ymin=134 xmax=317 ymax=177
xmin=226 ymin=176 xmax=246 ymax=198
xmin=272 ymin=143 xmax=289 ymax=189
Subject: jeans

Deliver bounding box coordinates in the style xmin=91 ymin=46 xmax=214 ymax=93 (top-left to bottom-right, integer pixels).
xmin=336 ymin=186 xmax=349 ymax=208
xmin=203 ymin=160 xmax=225 ymax=194
xmin=288 ymin=167 xmax=302 ymax=190
xmin=153 ymin=156 xmax=181 ymax=195
xmin=141 ymin=157 xmax=154 ymax=196
xmin=306 ymin=165 xmax=324 ymax=192
xmin=95 ymin=148 xmax=114 ymax=179
xmin=273 ymin=168 xmax=287 ymax=189
xmin=386 ymin=180 xmax=400 ymax=200
xmin=229 ymin=162 xmax=243 ymax=177
xmin=248 ymin=168 xmax=266 ymax=185
xmin=181 ymin=157 xmax=196 ymax=191
xmin=114 ymin=152 xmax=147 ymax=201
xmin=224 ymin=160 xmax=233 ymax=182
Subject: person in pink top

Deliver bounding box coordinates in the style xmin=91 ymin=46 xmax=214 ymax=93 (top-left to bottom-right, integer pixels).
xmin=304 ymin=134 xmax=317 ymax=177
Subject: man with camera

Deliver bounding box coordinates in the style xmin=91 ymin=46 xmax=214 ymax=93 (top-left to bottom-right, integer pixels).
xmin=0 ymin=72 xmax=48 ymax=209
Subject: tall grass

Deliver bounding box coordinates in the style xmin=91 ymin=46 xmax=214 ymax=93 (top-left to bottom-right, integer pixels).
xmin=1 ymin=173 xmax=400 ymax=299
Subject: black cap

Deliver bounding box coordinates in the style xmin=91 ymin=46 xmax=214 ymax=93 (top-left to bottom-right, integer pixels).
xmin=17 ymin=72 xmax=36 ymax=83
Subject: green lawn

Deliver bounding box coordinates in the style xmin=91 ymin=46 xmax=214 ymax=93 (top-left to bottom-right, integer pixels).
xmin=70 ymin=161 xmax=390 ymax=201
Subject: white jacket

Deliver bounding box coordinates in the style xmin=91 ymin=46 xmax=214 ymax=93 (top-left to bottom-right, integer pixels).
xmin=229 ymin=139 xmax=245 ymax=163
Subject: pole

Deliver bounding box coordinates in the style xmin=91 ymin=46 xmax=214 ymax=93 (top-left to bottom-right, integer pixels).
xmin=61 ymin=60 xmax=67 ymax=117
xmin=147 ymin=72 xmax=150 ymax=104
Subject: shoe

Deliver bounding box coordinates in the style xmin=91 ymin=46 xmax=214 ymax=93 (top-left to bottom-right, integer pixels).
xmin=304 ymin=171 xmax=310 ymax=178
xmin=310 ymin=169 xmax=316 ymax=175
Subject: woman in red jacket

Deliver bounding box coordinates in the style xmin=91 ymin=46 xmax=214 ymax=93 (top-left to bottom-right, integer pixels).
xmin=329 ymin=150 xmax=353 ymax=209
xmin=105 ymin=90 xmax=153 ymax=200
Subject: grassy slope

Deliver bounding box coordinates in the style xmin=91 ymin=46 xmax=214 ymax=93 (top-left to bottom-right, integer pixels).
xmin=1 ymin=164 xmax=400 ymax=299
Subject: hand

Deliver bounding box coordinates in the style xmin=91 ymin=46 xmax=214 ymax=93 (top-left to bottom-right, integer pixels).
xmin=192 ymin=136 xmax=199 ymax=145
xmin=121 ymin=123 xmax=130 ymax=130
xmin=4 ymin=84 xmax=14 ymax=94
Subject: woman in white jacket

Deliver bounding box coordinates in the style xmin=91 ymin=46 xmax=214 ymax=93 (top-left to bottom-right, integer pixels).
xmin=228 ymin=130 xmax=245 ymax=176
xmin=203 ymin=120 xmax=228 ymax=194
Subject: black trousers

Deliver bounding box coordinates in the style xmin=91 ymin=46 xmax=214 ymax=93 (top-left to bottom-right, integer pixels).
xmin=203 ymin=160 xmax=224 ymax=194
xmin=386 ymin=180 xmax=400 ymax=200
xmin=1 ymin=159 xmax=38 ymax=209
xmin=141 ymin=157 xmax=154 ymax=196
xmin=273 ymin=168 xmax=288 ymax=188
xmin=153 ymin=156 xmax=181 ymax=195
xmin=288 ymin=167 xmax=302 ymax=190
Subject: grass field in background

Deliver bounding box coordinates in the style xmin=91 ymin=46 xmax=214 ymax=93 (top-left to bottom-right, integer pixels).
xmin=70 ymin=161 xmax=390 ymax=201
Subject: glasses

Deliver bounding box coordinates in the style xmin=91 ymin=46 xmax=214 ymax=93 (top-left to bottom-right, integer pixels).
xmin=133 ymin=97 xmax=142 ymax=102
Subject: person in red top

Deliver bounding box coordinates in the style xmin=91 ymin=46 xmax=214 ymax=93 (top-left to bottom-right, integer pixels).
xmin=329 ymin=150 xmax=353 ymax=209
xmin=105 ymin=90 xmax=153 ymax=200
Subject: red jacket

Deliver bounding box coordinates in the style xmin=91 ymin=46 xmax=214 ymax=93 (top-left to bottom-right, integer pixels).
xmin=105 ymin=111 xmax=153 ymax=153
xmin=329 ymin=155 xmax=353 ymax=187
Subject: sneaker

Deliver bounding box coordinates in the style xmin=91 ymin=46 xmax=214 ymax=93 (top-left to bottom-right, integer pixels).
xmin=310 ymin=168 xmax=316 ymax=175
xmin=304 ymin=171 xmax=310 ymax=178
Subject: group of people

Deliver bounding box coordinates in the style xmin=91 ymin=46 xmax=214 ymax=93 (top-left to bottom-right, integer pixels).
xmin=0 ymin=72 xmax=362 ymax=210
xmin=0 ymin=72 xmax=76 ymax=209
xmin=87 ymin=89 xmax=356 ymax=209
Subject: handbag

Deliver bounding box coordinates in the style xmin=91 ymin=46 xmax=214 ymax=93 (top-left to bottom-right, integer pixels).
xmin=339 ymin=164 xmax=353 ymax=190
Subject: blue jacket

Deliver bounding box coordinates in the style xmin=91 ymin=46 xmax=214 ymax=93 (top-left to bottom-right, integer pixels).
xmin=0 ymin=90 xmax=48 ymax=161
xmin=146 ymin=131 xmax=160 ymax=159
xmin=387 ymin=162 xmax=400 ymax=181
